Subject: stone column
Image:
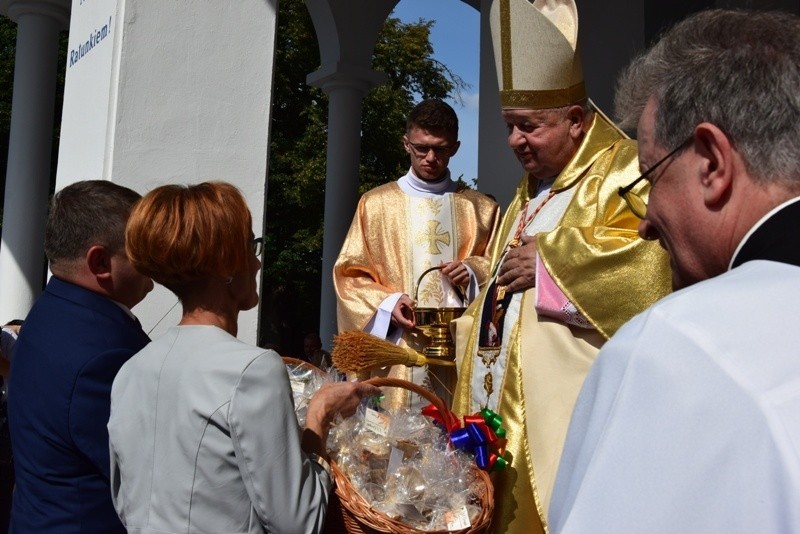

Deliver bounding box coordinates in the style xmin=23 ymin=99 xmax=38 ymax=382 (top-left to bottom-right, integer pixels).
xmin=304 ymin=0 xmax=397 ymax=350
xmin=308 ymin=65 xmax=385 ymax=351
xmin=0 ymin=0 xmax=69 ymax=322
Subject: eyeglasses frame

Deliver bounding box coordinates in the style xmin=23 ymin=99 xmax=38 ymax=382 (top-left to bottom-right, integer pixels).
xmin=618 ymin=135 xmax=694 ymax=219
xmin=405 ymin=138 xmax=457 ymax=158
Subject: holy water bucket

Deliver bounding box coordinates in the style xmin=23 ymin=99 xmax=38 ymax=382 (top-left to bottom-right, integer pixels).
xmin=413 ymin=266 xmax=466 ymax=362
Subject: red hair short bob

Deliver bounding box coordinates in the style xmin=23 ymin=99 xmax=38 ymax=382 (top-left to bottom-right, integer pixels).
xmin=126 ymin=181 xmax=253 ymax=288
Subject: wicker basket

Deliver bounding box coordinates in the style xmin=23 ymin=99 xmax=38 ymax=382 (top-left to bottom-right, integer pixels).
xmin=330 ymin=377 xmax=494 ymax=534
xmin=282 ymin=356 xmax=323 ymax=375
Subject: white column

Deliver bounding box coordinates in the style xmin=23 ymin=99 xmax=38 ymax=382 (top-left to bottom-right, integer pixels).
xmin=308 ymin=66 xmax=385 ymax=350
xmin=0 ymin=0 xmax=69 ymax=322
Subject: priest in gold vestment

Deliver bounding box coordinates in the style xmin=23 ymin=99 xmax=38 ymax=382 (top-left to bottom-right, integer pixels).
xmin=335 ymin=99 xmax=500 ymax=408
xmin=451 ymin=1 xmax=672 ymax=533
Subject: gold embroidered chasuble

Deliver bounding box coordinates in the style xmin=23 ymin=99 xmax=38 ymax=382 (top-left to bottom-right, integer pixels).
xmin=335 ymin=181 xmax=500 ymax=408
xmin=452 ymin=112 xmax=672 ymax=533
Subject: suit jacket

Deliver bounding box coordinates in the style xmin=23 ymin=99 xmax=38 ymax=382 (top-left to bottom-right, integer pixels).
xmin=8 ymin=277 xmax=150 ymax=533
xmin=109 ymin=326 xmax=332 ymax=533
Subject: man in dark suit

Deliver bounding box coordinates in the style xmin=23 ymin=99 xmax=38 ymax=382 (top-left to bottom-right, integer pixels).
xmin=7 ymin=180 xmax=154 ymax=533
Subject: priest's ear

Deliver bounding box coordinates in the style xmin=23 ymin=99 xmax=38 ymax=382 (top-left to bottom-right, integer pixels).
xmin=694 ymin=123 xmax=735 ymax=207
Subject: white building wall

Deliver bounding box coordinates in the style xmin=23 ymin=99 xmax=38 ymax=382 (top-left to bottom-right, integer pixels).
xmin=56 ymin=0 xmax=278 ymax=343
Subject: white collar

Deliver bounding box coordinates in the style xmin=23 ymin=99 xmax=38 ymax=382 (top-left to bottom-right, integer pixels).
xmin=398 ymin=168 xmax=457 ymax=195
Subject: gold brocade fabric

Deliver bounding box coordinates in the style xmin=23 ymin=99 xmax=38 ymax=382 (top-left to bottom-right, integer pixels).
xmin=452 ymin=111 xmax=672 ymax=534
xmin=334 ymin=182 xmax=500 ymax=409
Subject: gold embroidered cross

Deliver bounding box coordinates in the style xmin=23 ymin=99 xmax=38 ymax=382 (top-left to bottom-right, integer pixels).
xmin=416 ymin=220 xmax=451 ymax=255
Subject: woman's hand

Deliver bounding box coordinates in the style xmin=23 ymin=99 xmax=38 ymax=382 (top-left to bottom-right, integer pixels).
xmin=310 ymin=381 xmax=381 ymax=420
xmin=303 ymin=381 xmax=381 ymax=457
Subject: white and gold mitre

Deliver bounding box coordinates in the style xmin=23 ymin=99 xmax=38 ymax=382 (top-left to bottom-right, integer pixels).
xmin=490 ymin=0 xmax=585 ymax=109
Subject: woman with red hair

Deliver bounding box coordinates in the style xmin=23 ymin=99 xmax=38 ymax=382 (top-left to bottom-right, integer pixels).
xmin=109 ymin=181 xmax=378 ymax=533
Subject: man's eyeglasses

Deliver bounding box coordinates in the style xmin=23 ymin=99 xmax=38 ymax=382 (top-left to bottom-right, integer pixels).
xmin=406 ymin=140 xmax=455 ymax=158
xmin=252 ymin=237 xmax=264 ymax=257
xmin=618 ymin=136 xmax=693 ymax=219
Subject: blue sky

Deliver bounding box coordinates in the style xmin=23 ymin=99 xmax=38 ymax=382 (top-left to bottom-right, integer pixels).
xmin=392 ymin=0 xmax=480 ymax=183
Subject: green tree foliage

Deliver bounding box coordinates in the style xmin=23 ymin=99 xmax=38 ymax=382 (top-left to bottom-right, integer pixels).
xmin=261 ymin=1 xmax=466 ymax=354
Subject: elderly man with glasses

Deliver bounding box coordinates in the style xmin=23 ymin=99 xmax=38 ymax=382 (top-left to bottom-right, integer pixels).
xmin=334 ymin=98 xmax=500 ymax=407
xmin=550 ymin=9 xmax=800 ymax=533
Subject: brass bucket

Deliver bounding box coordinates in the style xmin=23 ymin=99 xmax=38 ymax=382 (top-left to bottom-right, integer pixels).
xmin=413 ymin=266 xmax=466 ymax=361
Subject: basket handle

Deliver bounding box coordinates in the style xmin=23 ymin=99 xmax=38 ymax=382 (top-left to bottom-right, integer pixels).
xmin=363 ymin=377 xmax=459 ymax=430
xmin=282 ymin=356 xmax=324 ymax=374
xmin=413 ymin=265 xmax=467 ymax=306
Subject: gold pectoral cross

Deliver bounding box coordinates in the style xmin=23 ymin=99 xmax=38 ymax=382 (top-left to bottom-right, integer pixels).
xmin=496 ymin=285 xmax=507 ymax=301
xmin=416 ymin=220 xmax=451 ymax=255
xmin=494 ymin=237 xmax=523 ymax=301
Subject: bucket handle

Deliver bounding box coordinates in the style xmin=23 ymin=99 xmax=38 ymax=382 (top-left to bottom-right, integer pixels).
xmin=414 ymin=265 xmax=467 ymax=306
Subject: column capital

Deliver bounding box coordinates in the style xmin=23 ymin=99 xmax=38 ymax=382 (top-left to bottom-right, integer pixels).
xmin=306 ymin=62 xmax=387 ymax=96
xmin=0 ymin=0 xmax=70 ymax=29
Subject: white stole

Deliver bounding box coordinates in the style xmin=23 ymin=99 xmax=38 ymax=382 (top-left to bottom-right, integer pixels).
xmin=471 ymin=183 xmax=576 ymax=411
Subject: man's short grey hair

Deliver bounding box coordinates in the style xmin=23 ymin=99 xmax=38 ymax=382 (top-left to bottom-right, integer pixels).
xmin=45 ymin=180 xmax=141 ymax=266
xmin=615 ymin=9 xmax=800 ymax=186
